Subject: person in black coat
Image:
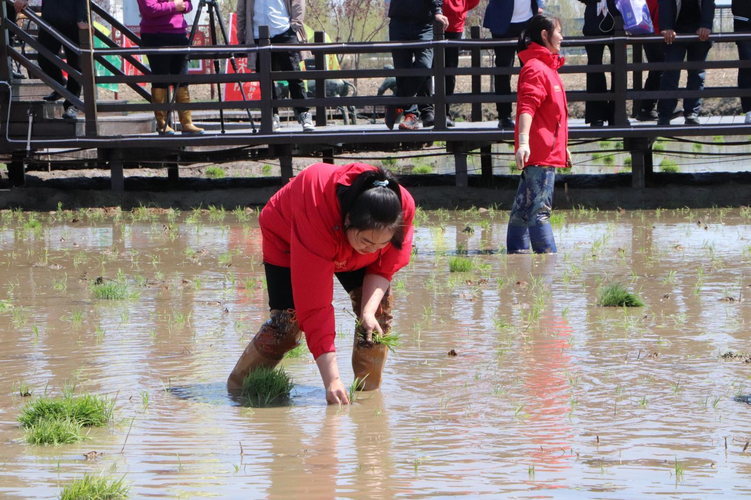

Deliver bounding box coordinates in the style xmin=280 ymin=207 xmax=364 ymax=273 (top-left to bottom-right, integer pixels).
xmin=15 ymin=0 xmax=88 ymax=120
xmin=578 ymin=0 xmax=618 ymax=127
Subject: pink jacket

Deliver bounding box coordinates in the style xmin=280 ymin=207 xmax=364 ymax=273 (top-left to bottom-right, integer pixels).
xmin=138 ymin=0 xmax=193 ymax=34
xmin=260 ymin=163 xmax=415 ymax=359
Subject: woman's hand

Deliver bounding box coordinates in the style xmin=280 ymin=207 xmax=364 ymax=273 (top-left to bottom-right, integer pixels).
xmin=325 ymin=378 xmax=350 ymax=405
xmin=359 ymin=312 xmax=383 ymax=343
xmin=315 ymin=351 xmax=350 ymax=405
xmin=566 ymin=148 xmax=573 ymax=169
xmin=174 ymin=0 xmax=186 ymax=12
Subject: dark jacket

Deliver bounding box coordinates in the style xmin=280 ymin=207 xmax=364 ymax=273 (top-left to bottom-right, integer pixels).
xmin=483 ymin=0 xmax=542 ymax=35
xmin=658 ymin=0 xmax=715 ymax=31
xmin=388 ymin=0 xmax=443 ymax=23
xmin=42 ymin=0 xmax=88 ymax=25
xmin=733 ymin=0 xmax=751 ymax=21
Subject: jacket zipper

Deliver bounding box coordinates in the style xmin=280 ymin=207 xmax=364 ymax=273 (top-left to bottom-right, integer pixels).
xmin=551 ymin=121 xmax=560 ymax=152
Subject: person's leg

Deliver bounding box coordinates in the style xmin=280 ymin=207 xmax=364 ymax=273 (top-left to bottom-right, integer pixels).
xmin=657 ymin=42 xmax=687 ymax=122
xmin=683 ymin=40 xmax=713 ymax=117
xmin=169 ymin=33 xmax=204 ymax=134
xmin=584 ymin=43 xmax=608 ymax=124
xmin=37 ymin=28 xmax=65 ymax=87
xmin=57 ymin=23 xmax=82 ymax=109
xmin=227 ymin=263 xmax=301 ymax=391
xmin=444 ymin=31 xmax=461 ymax=102
xmin=640 ymin=41 xmax=665 ymax=115
xmin=271 ymin=29 xmax=309 ymax=115
xmin=141 ymin=33 xmax=177 ymax=134
xmin=524 ymin=166 xmax=557 ymax=254
xmin=507 ymin=172 xmax=531 ymax=254
xmin=389 ymin=19 xmax=418 ymax=117
xmin=492 ymin=32 xmax=516 ymax=122
xmin=736 ymin=20 xmax=751 ymax=114
xmin=413 ymin=22 xmax=434 ymax=121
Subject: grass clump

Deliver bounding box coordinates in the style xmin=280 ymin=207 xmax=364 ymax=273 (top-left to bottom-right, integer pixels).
xmin=205 ymin=165 xmax=226 ymax=179
xmin=241 ymin=367 xmax=294 ymax=407
xmin=449 ymin=256 xmax=473 ymax=272
xmin=90 ymin=279 xmax=139 ymax=300
xmin=284 ymin=343 xmax=308 ymax=359
xmin=412 ymin=165 xmax=433 ymax=175
xmin=660 ymin=158 xmax=680 ymax=173
xmin=59 ymin=473 xmax=130 ymax=500
xmin=18 ymin=391 xmax=114 ymax=445
xmin=598 ymin=283 xmax=645 ymax=307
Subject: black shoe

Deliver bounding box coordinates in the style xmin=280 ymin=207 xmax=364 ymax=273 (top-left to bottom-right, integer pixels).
xmin=590 ymin=120 xmax=605 ymax=127
xmin=672 ymin=108 xmax=684 ymax=119
xmin=421 ymin=112 xmax=435 ymax=128
xmin=62 ymin=107 xmax=78 ymax=120
xmin=43 ymin=90 xmax=63 ymax=102
xmin=12 ymin=70 xmax=25 ymax=80
xmin=684 ymin=113 xmax=700 ymax=126
xmin=657 ymin=117 xmax=671 ymax=126
xmin=447 ymin=116 xmax=455 ymax=127
xmin=385 ymin=105 xmax=403 ymax=130
xmin=498 ymin=116 xmax=515 ymax=129
xmin=635 ymin=109 xmax=658 ymax=122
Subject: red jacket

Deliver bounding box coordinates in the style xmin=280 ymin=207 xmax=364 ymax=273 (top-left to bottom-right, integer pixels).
xmin=647 ymin=0 xmax=660 ymax=32
xmin=515 ymin=43 xmax=569 ymax=169
xmin=444 ymin=0 xmax=481 ymax=33
xmin=260 ymin=163 xmax=415 ymax=359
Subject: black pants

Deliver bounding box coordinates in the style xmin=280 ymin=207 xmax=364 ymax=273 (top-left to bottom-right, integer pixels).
xmin=582 ymin=3 xmax=615 ymax=124
xmin=38 ymin=21 xmax=81 ymax=109
xmin=492 ymin=20 xmax=530 ymax=120
xmin=265 ymin=263 xmax=366 ymax=311
xmin=445 ymin=30 xmax=462 ymax=114
xmin=389 ymin=18 xmax=434 ymax=117
xmin=140 ymin=32 xmax=189 ymax=89
xmin=255 ymin=28 xmax=309 ymax=114
xmin=736 ymin=19 xmax=751 ymax=113
xmin=641 ymin=41 xmax=665 ymax=113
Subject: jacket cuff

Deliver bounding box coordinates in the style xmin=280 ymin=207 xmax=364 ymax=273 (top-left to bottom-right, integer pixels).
xmin=309 ymin=333 xmax=336 ymax=359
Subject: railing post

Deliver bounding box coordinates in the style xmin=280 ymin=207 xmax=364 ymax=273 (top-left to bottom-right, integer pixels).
xmin=470 ymin=26 xmax=482 ymax=122
xmin=0 ymin=2 xmax=12 ymax=82
xmin=432 ymin=20 xmax=447 ymax=130
xmin=632 ymin=40 xmax=644 ymax=119
xmin=79 ymin=1 xmax=98 ymax=137
xmin=612 ymin=15 xmax=628 ymax=127
xmin=258 ymin=26 xmax=274 ymax=134
xmin=314 ymin=31 xmax=326 ymax=127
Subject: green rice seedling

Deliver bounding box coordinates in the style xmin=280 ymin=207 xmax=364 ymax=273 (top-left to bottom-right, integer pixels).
xmin=14 ymin=380 xmax=32 ymax=397
xmin=52 ymin=273 xmax=68 ymax=293
xmin=90 ymin=277 xmax=139 ymax=300
xmin=598 ymin=283 xmax=645 ymax=307
xmin=241 ymin=367 xmax=294 ymax=407
xmin=662 ymin=270 xmax=677 ymax=285
xmin=713 ymin=135 xmax=724 ymax=144
xmin=208 ymin=205 xmax=226 ymax=222
xmin=371 ymin=331 xmax=401 ymax=353
xmin=349 ymin=376 xmax=367 ymax=402
xmin=653 ymin=140 xmax=666 ymax=152
xmin=673 ymin=457 xmax=685 ymax=481
xmin=623 ymin=156 xmax=632 ymax=168
xmin=659 ymin=158 xmax=680 ymax=173
xmin=24 ymin=417 xmax=82 ymax=445
xmin=382 ymin=157 xmax=397 ymax=169
xmin=0 ymin=299 xmax=12 ymax=311
xmin=603 ymin=154 xmax=615 ymax=166
xmin=550 ymin=212 xmax=566 ymax=228
xmin=18 ymin=393 xmax=114 ymax=429
xmin=412 ymin=165 xmax=433 ymax=174
xmin=59 ymin=473 xmax=130 ymax=500
xmin=205 ymin=166 xmax=226 ymax=179
xmin=692 ymin=142 xmax=703 ymax=153
xmin=261 ymin=164 xmax=274 ymax=176
xmin=448 ymin=256 xmax=473 ymax=273
xmin=598 ymin=140 xmax=613 ymax=149
xmin=284 ymin=343 xmax=308 ymax=359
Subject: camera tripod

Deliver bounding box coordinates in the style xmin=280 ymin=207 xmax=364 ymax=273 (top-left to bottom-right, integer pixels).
xmin=169 ymin=0 xmax=257 ymax=134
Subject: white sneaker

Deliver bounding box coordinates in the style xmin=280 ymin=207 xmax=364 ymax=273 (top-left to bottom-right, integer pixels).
xmin=299 ymin=111 xmax=314 ymax=132
xmin=745 ymin=111 xmax=751 ymax=124
xmin=272 ymin=114 xmax=281 ymax=132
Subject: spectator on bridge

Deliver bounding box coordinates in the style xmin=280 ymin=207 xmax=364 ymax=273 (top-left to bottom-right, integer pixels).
xmin=236 ymin=0 xmax=314 ymax=132
xmin=385 ymin=0 xmax=448 ymax=130
xmin=227 ymin=163 xmax=415 ymax=404
xmin=443 ymin=0 xmax=481 ymax=127
xmin=657 ymin=0 xmax=716 ymax=126
xmin=733 ymin=0 xmax=751 ymax=123
xmin=138 ymin=0 xmax=204 ymax=135
xmin=483 ymin=0 xmax=543 ymax=130
xmin=508 ymin=14 xmax=569 ymax=254
xmin=14 ymin=0 xmax=88 ymax=120
xmin=578 ymin=0 xmax=618 ymax=127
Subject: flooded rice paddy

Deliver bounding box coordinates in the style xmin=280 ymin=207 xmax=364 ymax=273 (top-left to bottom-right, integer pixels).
xmin=1 ymin=205 xmax=750 ymax=498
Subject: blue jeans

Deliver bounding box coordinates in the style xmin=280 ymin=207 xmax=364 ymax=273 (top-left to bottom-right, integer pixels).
xmin=657 ymin=37 xmax=713 ymax=119
xmin=389 ymin=19 xmax=433 ymax=116
xmin=507 ymin=166 xmax=557 ymax=254
xmin=736 ymin=20 xmax=751 ymax=113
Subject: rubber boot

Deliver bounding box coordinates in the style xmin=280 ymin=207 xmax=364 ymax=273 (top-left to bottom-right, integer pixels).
xmin=151 ymin=87 xmax=175 ymax=135
xmin=175 ymin=86 xmax=205 ymax=135
xmin=506 ymin=224 xmax=531 ymax=254
xmin=349 ymin=287 xmax=393 ymax=391
xmin=529 ymin=223 xmax=557 ymax=254
xmin=227 ymin=309 xmax=301 ymax=391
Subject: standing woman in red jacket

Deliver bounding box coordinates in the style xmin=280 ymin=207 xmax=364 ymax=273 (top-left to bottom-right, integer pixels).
xmin=228 ymin=163 xmax=415 ymax=405
xmin=507 ymin=13 xmax=569 ymax=254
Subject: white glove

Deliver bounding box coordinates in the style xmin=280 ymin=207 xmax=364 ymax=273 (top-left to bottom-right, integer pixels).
xmin=597 ymin=0 xmax=608 ymax=16
xmin=515 ymin=133 xmax=530 ymax=170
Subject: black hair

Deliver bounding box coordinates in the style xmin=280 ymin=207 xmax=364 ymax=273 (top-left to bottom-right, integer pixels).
xmin=337 ymin=164 xmax=405 ymax=249
xmin=518 ymin=13 xmax=562 ymax=52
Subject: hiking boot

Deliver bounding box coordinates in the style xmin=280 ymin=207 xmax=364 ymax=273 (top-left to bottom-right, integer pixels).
xmin=62 ymin=106 xmax=78 ymax=120
xmin=635 ymin=109 xmax=658 ymax=122
xmin=684 ymin=113 xmax=700 ymax=126
xmin=498 ymin=116 xmax=515 ymax=129
xmin=272 ymin=113 xmax=281 ymax=132
xmin=447 ymin=116 xmax=455 ymax=127
xmin=421 ymin=111 xmax=435 ymax=128
xmin=227 ymin=309 xmax=302 ymax=392
xmin=43 ymin=90 xmax=63 ymax=102
xmin=590 ymin=120 xmax=605 ymax=127
xmin=298 ymin=111 xmax=315 ymax=132
xmin=349 ymin=287 xmax=394 ymax=391
xmin=385 ymin=104 xmax=403 ymax=130
xmin=399 ymin=113 xmax=420 ymax=131
xmin=657 ymin=116 xmax=671 ymax=126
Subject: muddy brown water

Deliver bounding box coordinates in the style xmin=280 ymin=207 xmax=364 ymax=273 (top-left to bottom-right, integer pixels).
xmin=1 ymin=207 xmax=750 ymax=498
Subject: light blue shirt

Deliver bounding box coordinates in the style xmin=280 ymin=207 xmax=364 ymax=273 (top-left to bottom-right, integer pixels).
xmin=253 ymin=0 xmax=291 ymax=39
